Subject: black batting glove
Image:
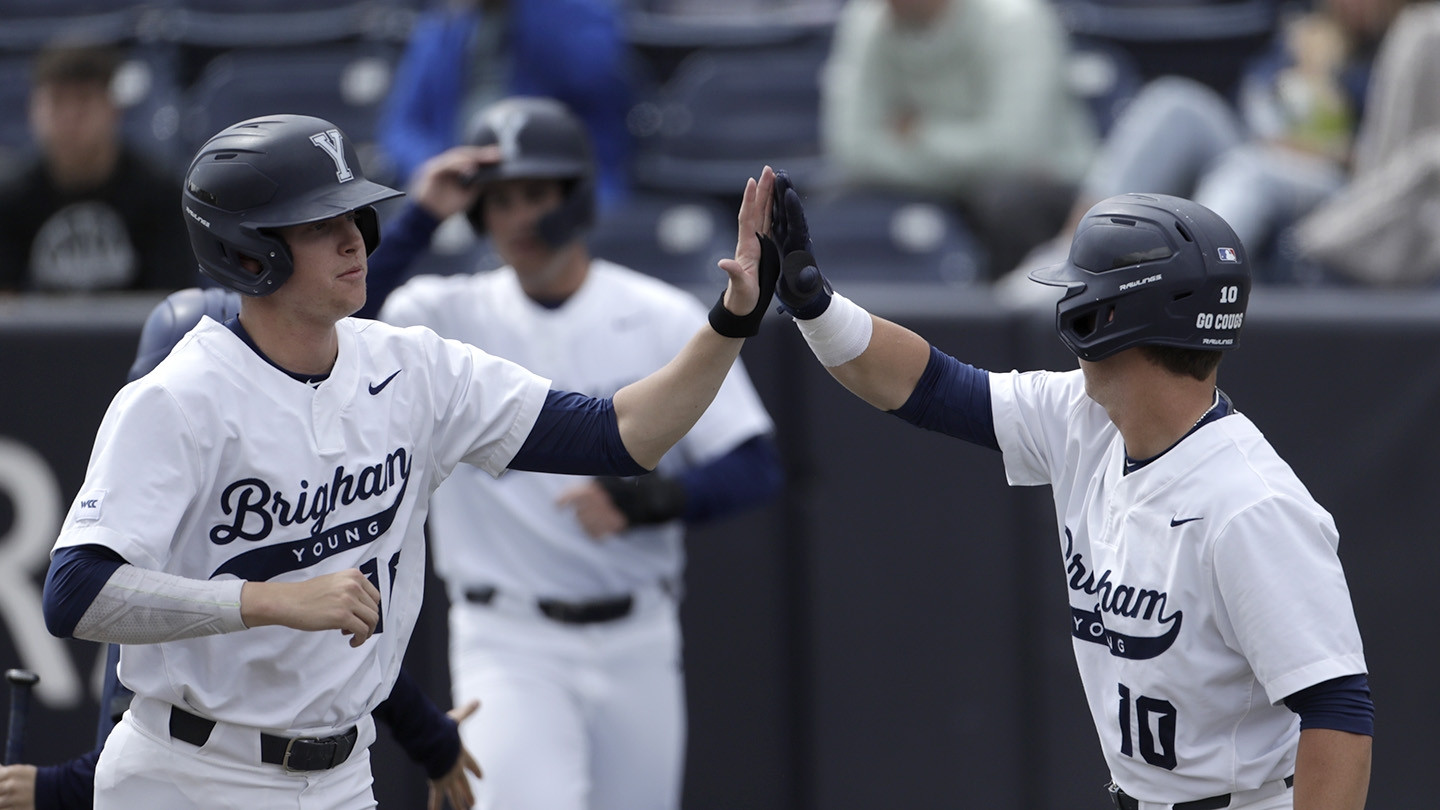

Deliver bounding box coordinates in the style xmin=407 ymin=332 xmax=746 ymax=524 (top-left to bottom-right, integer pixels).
xmin=770 ymin=170 xmax=832 ymax=320
xmin=596 ymin=475 xmax=688 ymax=526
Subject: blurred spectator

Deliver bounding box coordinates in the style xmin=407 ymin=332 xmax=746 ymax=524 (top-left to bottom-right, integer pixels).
xmin=1014 ymin=0 xmax=1412 ymax=285
xmin=0 ymin=42 xmax=193 ymax=294
xmin=1288 ymin=1 xmax=1440 ymax=286
xmin=376 ymin=0 xmax=635 ymax=208
xmin=820 ymin=0 xmax=1098 ymax=279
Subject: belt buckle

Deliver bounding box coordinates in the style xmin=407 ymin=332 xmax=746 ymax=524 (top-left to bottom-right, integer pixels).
xmin=1105 ymin=781 xmax=1135 ymax=810
xmin=282 ymin=736 xmax=323 ymax=772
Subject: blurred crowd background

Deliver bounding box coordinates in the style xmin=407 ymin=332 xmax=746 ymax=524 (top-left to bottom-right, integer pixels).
xmin=4 ymin=4 xmax=1440 ymax=809
xmin=2 ymin=0 xmax=1436 ymax=301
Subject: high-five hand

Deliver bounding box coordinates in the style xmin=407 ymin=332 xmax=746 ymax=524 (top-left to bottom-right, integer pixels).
xmin=710 ymin=166 xmax=780 ymax=338
xmin=770 ymin=170 xmax=832 ymax=320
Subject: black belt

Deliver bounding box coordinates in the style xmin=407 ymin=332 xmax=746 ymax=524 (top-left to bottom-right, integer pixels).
xmin=1108 ymin=776 xmax=1293 ymax=810
xmin=169 ymin=705 xmax=357 ymax=772
xmin=464 ymin=586 xmax=635 ymax=624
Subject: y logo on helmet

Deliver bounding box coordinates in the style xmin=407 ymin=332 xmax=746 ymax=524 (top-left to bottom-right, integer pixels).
xmin=309 ymin=129 xmax=355 ymax=183
xmin=490 ymin=108 xmax=529 ymax=160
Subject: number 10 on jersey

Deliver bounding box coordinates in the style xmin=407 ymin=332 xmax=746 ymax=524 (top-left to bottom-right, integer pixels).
xmin=1118 ymin=683 xmax=1178 ymax=770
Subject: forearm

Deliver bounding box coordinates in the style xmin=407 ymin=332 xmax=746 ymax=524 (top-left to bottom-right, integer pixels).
xmin=799 ymin=297 xmax=930 ymax=411
xmin=73 ymin=565 xmax=246 ymax=644
xmin=1293 ymin=728 xmax=1371 ymax=810
xmin=613 ymin=327 xmax=742 ymax=470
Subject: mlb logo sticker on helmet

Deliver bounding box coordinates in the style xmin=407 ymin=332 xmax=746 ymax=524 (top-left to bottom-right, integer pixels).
xmin=1217 ymin=247 xmax=1238 ymax=263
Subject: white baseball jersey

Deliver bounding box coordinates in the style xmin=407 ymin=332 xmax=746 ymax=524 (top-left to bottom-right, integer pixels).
xmin=990 ymin=368 xmax=1366 ymax=803
xmin=53 ymin=316 xmax=550 ymax=733
xmin=380 ymin=259 xmax=774 ymax=602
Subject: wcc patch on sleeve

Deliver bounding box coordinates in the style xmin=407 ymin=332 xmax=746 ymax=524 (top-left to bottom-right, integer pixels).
xmin=74 ymin=490 xmax=106 ymax=522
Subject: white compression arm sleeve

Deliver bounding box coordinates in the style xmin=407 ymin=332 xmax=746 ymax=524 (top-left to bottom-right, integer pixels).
xmin=72 ymin=564 xmax=247 ymax=644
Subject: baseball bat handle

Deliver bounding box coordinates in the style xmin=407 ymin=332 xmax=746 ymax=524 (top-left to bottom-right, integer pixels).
xmin=5 ymin=668 xmax=40 ymax=766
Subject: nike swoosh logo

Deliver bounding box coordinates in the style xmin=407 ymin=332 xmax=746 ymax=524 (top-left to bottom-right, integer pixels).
xmin=1170 ymin=516 xmax=1203 ymax=527
xmin=368 ymin=369 xmax=401 ymax=395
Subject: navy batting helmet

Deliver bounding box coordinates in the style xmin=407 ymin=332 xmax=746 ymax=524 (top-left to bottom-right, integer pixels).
xmin=1029 ymin=193 xmax=1250 ymax=361
xmin=182 ymin=114 xmax=403 ymax=296
xmin=463 ymin=97 xmax=595 ymax=248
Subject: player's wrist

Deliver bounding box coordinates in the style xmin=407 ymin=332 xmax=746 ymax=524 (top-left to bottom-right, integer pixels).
xmin=238 ymin=580 xmax=278 ymax=629
xmin=775 ymin=250 xmax=833 ymax=320
xmin=708 ymin=234 xmax=781 ymax=338
xmin=795 ymin=292 xmax=873 ymax=367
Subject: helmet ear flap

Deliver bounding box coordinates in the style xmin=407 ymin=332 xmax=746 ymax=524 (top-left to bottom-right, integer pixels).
xmin=356 ymin=206 xmax=382 ymax=255
xmin=536 ymin=176 xmax=595 ymax=248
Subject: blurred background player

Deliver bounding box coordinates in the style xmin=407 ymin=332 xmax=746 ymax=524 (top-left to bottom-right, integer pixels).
xmin=373 ymin=96 xmax=782 ymax=810
xmin=376 ymin=0 xmax=635 ymax=208
xmin=0 ymin=40 xmax=192 ymax=293
xmin=769 ymin=173 xmax=1372 ymax=809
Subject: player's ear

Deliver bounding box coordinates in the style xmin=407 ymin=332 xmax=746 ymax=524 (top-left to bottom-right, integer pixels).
xmin=237 ymin=254 xmax=262 ymax=276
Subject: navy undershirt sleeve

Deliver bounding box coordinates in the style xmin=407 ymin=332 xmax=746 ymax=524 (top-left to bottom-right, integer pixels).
xmin=372 ymin=668 xmax=461 ymax=781
xmin=509 ymin=390 xmax=648 ymax=476
xmin=42 ymin=545 xmax=126 ymax=639
xmin=1282 ymin=673 xmax=1374 ymax=736
xmin=34 ymin=747 xmax=99 ymax=810
xmin=680 ymin=434 xmax=784 ymax=523
xmin=889 ymin=345 xmax=999 ymax=451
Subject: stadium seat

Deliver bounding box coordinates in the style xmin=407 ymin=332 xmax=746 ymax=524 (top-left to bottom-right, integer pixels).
xmin=1053 ymin=0 xmax=1282 ymax=95
xmin=625 ymin=1 xmax=838 ymax=50
xmin=1066 ymin=36 xmax=1145 ymax=136
xmin=790 ymin=192 xmax=986 ymax=286
xmin=115 ymin=46 xmax=187 ymax=170
xmin=587 ymin=193 xmax=735 ymax=286
xmin=0 ymin=1 xmax=142 ymax=52
xmin=178 ymin=44 xmax=399 ymax=184
xmin=161 ymin=0 xmax=413 ymax=48
xmin=0 ymin=54 xmax=33 ymax=162
xmin=630 ymin=39 xmax=831 ymax=198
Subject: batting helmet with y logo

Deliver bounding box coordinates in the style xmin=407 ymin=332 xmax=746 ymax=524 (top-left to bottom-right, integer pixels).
xmin=181 ymin=114 xmax=403 ymax=296
xmin=463 ymin=97 xmax=596 ymax=249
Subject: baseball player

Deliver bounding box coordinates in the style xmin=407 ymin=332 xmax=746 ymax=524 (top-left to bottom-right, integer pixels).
xmin=39 ymin=113 xmax=780 ymax=809
xmin=0 ymin=288 xmax=480 ymax=810
xmin=371 ymin=97 xmax=782 ymax=810
xmin=770 ymin=175 xmax=1372 ymax=810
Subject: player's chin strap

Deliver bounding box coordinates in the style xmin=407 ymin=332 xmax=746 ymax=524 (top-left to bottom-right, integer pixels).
xmin=708 ymin=233 xmax=781 ymax=338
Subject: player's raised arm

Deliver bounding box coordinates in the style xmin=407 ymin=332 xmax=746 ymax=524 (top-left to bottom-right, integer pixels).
xmin=769 ymin=171 xmax=931 ymax=411
xmin=610 ymin=166 xmax=780 ymax=469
